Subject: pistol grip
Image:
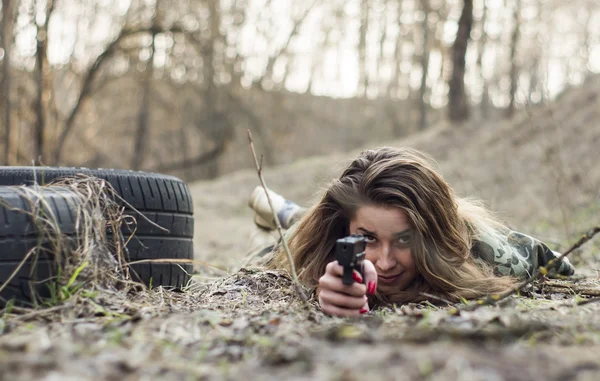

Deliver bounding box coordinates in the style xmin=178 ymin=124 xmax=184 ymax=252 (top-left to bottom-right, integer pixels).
xmin=342 ymin=267 xmax=354 ymax=285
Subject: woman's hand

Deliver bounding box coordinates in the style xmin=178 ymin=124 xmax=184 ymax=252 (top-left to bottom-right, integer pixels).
xmin=317 ymin=259 xmax=378 ymax=317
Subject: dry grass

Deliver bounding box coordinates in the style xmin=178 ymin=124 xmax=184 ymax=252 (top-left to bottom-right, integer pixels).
xmin=0 ymin=176 xmax=140 ymax=314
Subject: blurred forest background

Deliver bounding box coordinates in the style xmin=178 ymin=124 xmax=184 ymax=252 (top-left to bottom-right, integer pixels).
xmin=0 ymin=0 xmax=598 ymax=181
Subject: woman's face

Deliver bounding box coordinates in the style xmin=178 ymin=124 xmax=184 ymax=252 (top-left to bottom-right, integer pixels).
xmin=349 ymin=205 xmax=417 ymax=291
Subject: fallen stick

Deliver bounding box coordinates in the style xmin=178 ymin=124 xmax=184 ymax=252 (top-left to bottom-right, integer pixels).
xmin=542 ymin=281 xmax=600 ymax=297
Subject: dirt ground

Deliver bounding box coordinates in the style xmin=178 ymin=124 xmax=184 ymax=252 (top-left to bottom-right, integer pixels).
xmin=2 ymin=269 xmax=600 ymax=381
xmin=1 ymin=77 xmax=600 ymax=380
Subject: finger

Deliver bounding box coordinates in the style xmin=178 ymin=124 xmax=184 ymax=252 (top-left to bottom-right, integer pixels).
xmin=319 ymin=274 xmax=367 ymax=297
xmin=318 ymin=289 xmax=367 ymax=310
xmin=325 ymin=260 xmax=344 ymax=277
xmin=352 ymin=269 xmax=364 ymax=284
xmin=326 ymin=260 xmax=365 ymax=284
xmin=320 ymin=303 xmax=363 ymax=318
xmin=362 ymin=259 xmax=378 ymax=295
xmin=361 ymin=300 xmax=370 ymax=313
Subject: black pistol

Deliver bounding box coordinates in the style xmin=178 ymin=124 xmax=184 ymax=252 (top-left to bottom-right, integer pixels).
xmin=335 ymin=234 xmax=366 ymax=285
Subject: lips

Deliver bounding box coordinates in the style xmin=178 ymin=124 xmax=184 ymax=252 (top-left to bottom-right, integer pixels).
xmin=377 ymin=273 xmax=401 ymax=284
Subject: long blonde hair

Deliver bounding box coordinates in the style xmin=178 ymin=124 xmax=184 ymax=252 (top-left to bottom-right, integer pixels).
xmin=268 ymin=147 xmax=516 ymax=304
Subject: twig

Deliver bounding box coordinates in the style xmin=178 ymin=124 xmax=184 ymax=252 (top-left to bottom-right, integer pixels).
xmin=455 ymin=225 xmax=600 ymax=313
xmin=0 ymin=248 xmax=36 ymax=295
xmin=125 ymin=258 xmax=230 ymax=275
xmin=247 ymin=130 xmax=308 ymax=302
xmin=576 ymin=296 xmax=600 ymax=306
xmin=542 ymin=281 xmax=600 ymax=297
xmin=419 ymin=292 xmax=455 ymax=306
xmin=9 ymin=303 xmax=72 ymax=322
xmin=546 ymin=274 xmax=589 ymax=281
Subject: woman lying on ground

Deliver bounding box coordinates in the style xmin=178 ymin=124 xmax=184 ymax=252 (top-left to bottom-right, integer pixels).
xmin=247 ymin=147 xmax=574 ymax=317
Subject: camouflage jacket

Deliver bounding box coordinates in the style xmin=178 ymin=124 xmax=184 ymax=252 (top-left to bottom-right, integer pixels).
xmin=471 ymin=229 xmax=574 ymax=278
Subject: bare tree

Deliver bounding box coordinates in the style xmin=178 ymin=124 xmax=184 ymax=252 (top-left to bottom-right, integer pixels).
xmin=33 ymin=0 xmax=55 ymax=162
xmin=54 ymin=23 xmax=192 ymax=164
xmin=581 ymin=0 xmax=593 ymax=76
xmin=54 ymin=25 xmax=129 ymax=164
xmin=476 ymin=0 xmax=490 ymax=118
xmin=376 ymin=0 xmax=389 ymax=95
xmin=357 ymin=0 xmax=369 ymax=97
xmin=506 ymin=0 xmax=521 ymax=119
xmin=203 ymin=0 xmax=219 ymax=111
xmin=1 ymin=0 xmax=14 ymax=164
xmin=222 ymin=0 xmax=246 ymax=85
xmin=131 ymin=27 xmax=157 ymax=170
xmin=419 ymin=0 xmax=431 ymax=130
xmin=448 ymin=0 xmax=473 ymax=123
xmin=387 ymin=0 xmax=404 ymax=98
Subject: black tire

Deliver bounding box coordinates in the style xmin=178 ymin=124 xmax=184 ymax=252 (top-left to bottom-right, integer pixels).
xmin=0 ymin=187 xmax=79 ymax=304
xmin=0 ymin=167 xmax=194 ymax=291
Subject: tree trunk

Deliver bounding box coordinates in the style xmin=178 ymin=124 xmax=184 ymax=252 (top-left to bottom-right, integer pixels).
xmin=528 ymin=56 xmax=540 ymax=105
xmin=203 ymin=0 xmax=222 ymax=178
xmin=179 ymin=103 xmax=191 ymax=179
xmin=131 ymin=30 xmax=156 ymax=170
xmin=582 ymin=1 xmax=592 ymax=76
xmin=387 ymin=0 xmax=404 ymax=98
xmin=506 ymin=0 xmax=521 ymax=119
xmin=33 ymin=0 xmax=54 ymax=162
xmin=476 ymin=0 xmax=489 ymax=119
xmin=419 ymin=0 xmax=430 ymax=130
xmin=2 ymin=0 xmax=14 ymax=165
xmin=448 ymin=0 xmax=473 ymax=123
xmin=376 ymin=1 xmax=389 ymax=96
xmin=357 ymin=0 xmax=369 ymax=97
xmin=223 ymin=0 xmax=245 ymax=86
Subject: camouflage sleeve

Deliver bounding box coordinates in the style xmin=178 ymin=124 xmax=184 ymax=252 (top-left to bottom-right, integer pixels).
xmin=471 ymin=230 xmax=575 ymax=278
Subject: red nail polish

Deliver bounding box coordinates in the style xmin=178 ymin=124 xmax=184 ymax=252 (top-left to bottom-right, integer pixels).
xmin=352 ymin=272 xmax=363 ymax=283
xmin=367 ymin=281 xmax=376 ymax=295
xmin=359 ymin=307 xmax=368 ymax=314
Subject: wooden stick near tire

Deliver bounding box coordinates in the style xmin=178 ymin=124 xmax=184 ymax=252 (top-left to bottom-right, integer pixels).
xmin=247 ymin=130 xmax=308 ymax=302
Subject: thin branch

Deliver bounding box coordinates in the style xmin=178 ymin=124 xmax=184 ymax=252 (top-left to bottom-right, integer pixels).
xmin=8 ymin=303 xmax=72 ymax=322
xmin=125 ymin=258 xmax=230 ymax=275
xmin=576 ymin=296 xmax=600 ymax=306
xmin=419 ymin=292 xmax=455 ymax=306
xmin=247 ymin=129 xmax=307 ymax=302
xmin=0 ymin=248 xmax=36 ymax=296
xmin=543 ymin=283 xmax=600 ymax=297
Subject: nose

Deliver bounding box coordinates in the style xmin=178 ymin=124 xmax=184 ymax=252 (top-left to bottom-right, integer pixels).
xmin=373 ymin=245 xmax=397 ymax=272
